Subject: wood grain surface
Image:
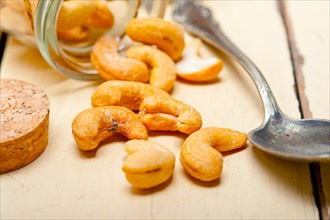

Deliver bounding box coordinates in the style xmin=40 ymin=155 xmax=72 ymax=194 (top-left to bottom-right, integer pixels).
xmin=286 ymin=1 xmax=330 ymax=218
xmin=0 ymin=1 xmax=328 ymax=219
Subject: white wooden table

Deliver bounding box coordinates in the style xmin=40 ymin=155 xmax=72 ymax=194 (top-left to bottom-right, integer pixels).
xmin=1 ymin=1 xmax=329 ymax=219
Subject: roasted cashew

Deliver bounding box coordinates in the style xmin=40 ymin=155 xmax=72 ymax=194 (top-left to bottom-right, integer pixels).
xmin=57 ymin=0 xmax=97 ymax=31
xmin=91 ymin=36 xmax=149 ymax=82
xmin=138 ymin=95 xmax=202 ymax=134
xmin=72 ymin=106 xmax=148 ymax=151
xmin=57 ymin=26 xmax=89 ymax=42
xmin=126 ymin=45 xmax=176 ymax=92
xmin=126 ymin=18 xmax=185 ymax=61
xmin=180 ymin=127 xmax=247 ymax=181
xmin=122 ymin=140 xmax=175 ymax=189
xmin=91 ymin=81 xmax=202 ymax=134
xmin=91 ymin=80 xmax=170 ymax=110
xmin=86 ymin=1 xmax=115 ymax=29
xmin=176 ymin=39 xmax=224 ymax=82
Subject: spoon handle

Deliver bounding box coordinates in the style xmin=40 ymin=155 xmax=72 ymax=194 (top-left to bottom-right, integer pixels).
xmin=173 ymin=0 xmax=281 ymax=118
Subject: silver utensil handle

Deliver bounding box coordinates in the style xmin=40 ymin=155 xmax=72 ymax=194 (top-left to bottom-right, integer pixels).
xmin=173 ymin=0 xmax=281 ymax=118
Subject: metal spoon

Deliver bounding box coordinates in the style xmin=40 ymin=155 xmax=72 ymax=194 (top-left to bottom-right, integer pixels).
xmin=173 ymin=0 xmax=330 ymax=161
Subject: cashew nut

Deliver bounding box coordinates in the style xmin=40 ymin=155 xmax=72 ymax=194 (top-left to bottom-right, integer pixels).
xmin=91 ymin=36 xmax=150 ymax=82
xmin=91 ymin=81 xmax=202 ymax=134
xmin=122 ymin=140 xmax=175 ymax=189
xmin=126 ymin=45 xmax=176 ymax=92
xmin=57 ymin=0 xmax=97 ymax=31
xmin=91 ymin=80 xmax=170 ymax=110
xmin=126 ymin=18 xmax=185 ymax=61
xmin=72 ymin=106 xmax=148 ymax=151
xmin=139 ymin=95 xmax=202 ymax=134
xmin=86 ymin=1 xmax=115 ymax=29
xmin=91 ymin=36 xmax=149 ymax=82
xmin=57 ymin=26 xmax=89 ymax=42
xmin=176 ymin=39 xmax=224 ymax=82
xmin=180 ymin=127 xmax=247 ymax=181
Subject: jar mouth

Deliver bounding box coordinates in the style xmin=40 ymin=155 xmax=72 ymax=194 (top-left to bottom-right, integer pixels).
xmin=34 ymin=0 xmax=166 ymax=81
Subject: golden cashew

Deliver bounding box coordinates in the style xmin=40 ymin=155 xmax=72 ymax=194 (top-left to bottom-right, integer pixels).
xmin=126 ymin=18 xmax=185 ymax=61
xmin=126 ymin=45 xmax=176 ymax=92
xmin=57 ymin=1 xmax=97 ymax=31
xmin=86 ymin=1 xmax=115 ymax=29
xmin=72 ymin=106 xmax=148 ymax=151
xmin=91 ymin=81 xmax=202 ymax=134
xmin=122 ymin=140 xmax=175 ymax=189
xmin=180 ymin=127 xmax=247 ymax=182
xmin=176 ymin=39 xmax=224 ymax=82
xmin=57 ymin=26 xmax=89 ymax=42
xmin=139 ymin=95 xmax=202 ymax=134
xmin=91 ymin=36 xmax=149 ymax=82
xmin=91 ymin=80 xmax=170 ymax=110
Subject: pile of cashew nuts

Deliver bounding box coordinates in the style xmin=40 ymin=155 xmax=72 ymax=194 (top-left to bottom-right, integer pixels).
xmin=56 ymin=0 xmax=115 ymax=41
xmin=70 ymin=10 xmax=247 ymax=189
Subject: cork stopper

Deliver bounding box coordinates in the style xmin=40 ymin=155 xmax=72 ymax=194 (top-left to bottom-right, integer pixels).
xmin=0 ymin=78 xmax=50 ymax=173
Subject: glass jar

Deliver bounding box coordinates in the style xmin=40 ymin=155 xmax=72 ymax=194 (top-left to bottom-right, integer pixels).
xmin=0 ymin=0 xmax=166 ymax=80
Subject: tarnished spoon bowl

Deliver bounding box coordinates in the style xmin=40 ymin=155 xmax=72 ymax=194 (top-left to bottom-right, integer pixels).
xmin=249 ymin=113 xmax=330 ymax=161
xmin=173 ymin=0 xmax=330 ymax=161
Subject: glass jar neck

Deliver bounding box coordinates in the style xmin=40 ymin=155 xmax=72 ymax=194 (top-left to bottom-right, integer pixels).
xmin=34 ymin=0 xmax=166 ymax=81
